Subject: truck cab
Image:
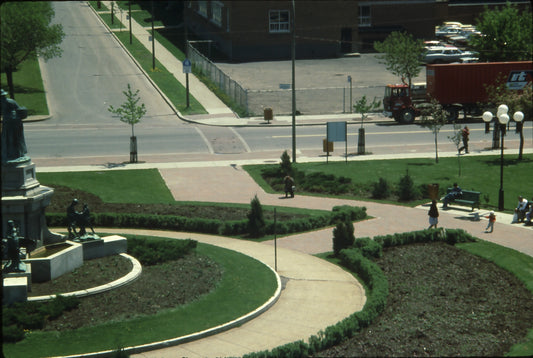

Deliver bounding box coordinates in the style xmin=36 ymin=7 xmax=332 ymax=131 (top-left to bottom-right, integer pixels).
xmin=383 ymin=84 xmax=420 ymax=124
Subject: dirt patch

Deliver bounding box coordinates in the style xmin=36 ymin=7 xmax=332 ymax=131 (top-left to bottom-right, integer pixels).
xmin=30 ymin=253 xmax=222 ymax=331
xmin=316 ymin=242 xmax=533 ymax=357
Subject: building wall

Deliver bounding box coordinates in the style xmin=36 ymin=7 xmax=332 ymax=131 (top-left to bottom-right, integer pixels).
xmin=186 ymin=0 xmax=448 ymax=61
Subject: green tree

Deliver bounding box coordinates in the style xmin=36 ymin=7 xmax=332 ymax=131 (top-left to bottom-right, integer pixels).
xmin=448 ymin=123 xmax=463 ymax=177
xmin=108 ymin=83 xmax=147 ymax=163
xmin=354 ymin=95 xmax=381 ymax=154
xmin=469 ymin=3 xmax=532 ymax=62
xmin=419 ymin=98 xmax=449 ymax=163
xmin=280 ymin=150 xmax=292 ymax=176
xmin=108 ymin=84 xmax=147 ymax=138
xmin=247 ymin=195 xmax=265 ymax=238
xmin=332 ymin=219 xmax=354 ymax=256
xmin=373 ymin=32 xmax=425 ymax=89
xmin=0 ymin=2 xmax=64 ymax=99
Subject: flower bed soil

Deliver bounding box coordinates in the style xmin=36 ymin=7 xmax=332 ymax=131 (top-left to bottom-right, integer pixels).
xmin=316 ymin=242 xmax=533 ymax=357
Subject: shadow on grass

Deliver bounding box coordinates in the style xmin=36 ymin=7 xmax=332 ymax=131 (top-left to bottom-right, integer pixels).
xmin=481 ymin=157 xmax=532 ymax=167
xmin=13 ymin=84 xmax=45 ymax=95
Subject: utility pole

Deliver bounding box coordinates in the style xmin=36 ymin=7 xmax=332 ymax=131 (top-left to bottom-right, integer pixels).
xmin=291 ymin=0 xmax=296 ymax=163
xmin=151 ymin=1 xmax=155 ymax=70
xmin=128 ymin=2 xmax=132 ymax=44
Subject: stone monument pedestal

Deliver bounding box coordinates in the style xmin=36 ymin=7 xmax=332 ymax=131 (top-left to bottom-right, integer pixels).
xmin=1 ymin=160 xmax=64 ymax=248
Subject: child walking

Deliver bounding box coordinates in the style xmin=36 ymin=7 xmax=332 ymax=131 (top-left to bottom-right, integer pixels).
xmin=485 ymin=211 xmax=496 ymax=233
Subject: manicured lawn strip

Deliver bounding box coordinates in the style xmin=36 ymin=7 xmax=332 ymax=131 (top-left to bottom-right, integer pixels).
xmin=37 ymin=169 xmax=175 ymax=204
xmin=3 ymin=241 xmax=278 ymax=358
xmin=0 ymin=57 xmax=48 ymax=116
xmin=112 ymin=31 xmax=205 ymax=115
xmin=244 ymin=154 xmax=533 ymax=212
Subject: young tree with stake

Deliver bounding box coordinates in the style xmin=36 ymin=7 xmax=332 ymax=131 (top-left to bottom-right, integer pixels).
xmin=108 ymin=84 xmax=147 ymax=163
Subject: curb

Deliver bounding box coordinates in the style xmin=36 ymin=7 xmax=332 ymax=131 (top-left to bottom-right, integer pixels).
xmin=54 ymin=260 xmax=282 ymax=358
xmin=27 ymin=253 xmax=142 ymax=302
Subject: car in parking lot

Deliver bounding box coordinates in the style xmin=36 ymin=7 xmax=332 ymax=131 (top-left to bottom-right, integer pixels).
xmin=422 ymin=46 xmax=476 ymax=64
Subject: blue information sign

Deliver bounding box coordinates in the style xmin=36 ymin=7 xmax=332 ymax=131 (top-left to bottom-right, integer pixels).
xmin=327 ymin=121 xmax=347 ymax=142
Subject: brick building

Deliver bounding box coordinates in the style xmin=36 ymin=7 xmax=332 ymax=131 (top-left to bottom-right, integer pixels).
xmin=184 ymin=0 xmax=530 ymax=62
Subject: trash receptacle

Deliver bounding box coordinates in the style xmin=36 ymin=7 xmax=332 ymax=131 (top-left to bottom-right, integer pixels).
xmin=427 ymin=183 xmax=439 ymax=200
xmin=264 ymin=107 xmax=273 ymax=122
xmin=323 ymin=139 xmax=333 ymax=152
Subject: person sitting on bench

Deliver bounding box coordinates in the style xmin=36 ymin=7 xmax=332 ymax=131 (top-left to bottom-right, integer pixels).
xmin=515 ymin=196 xmax=529 ymax=223
xmin=442 ymin=183 xmax=462 ymax=209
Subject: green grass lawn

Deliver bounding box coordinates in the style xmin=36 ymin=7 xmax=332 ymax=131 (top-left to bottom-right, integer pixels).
xmin=37 ymin=169 xmax=175 ymax=204
xmin=0 ymin=57 xmax=48 ymax=116
xmin=3 ymin=240 xmax=278 ymax=358
xmin=245 ymin=153 xmax=533 ymax=212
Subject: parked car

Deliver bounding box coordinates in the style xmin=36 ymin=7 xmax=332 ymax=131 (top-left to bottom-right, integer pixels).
xmin=422 ymin=46 xmax=475 ymax=64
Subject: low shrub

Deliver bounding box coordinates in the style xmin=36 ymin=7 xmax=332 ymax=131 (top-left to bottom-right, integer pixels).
xmin=372 ymin=177 xmax=391 ymax=199
xmin=397 ymin=171 xmax=421 ymax=201
xmin=353 ymin=237 xmax=382 ymax=259
xmin=2 ymin=295 xmax=80 ymax=343
xmin=127 ymin=237 xmax=197 ymax=266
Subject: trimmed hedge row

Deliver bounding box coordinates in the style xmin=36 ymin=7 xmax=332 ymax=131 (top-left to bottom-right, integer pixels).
xmin=243 ymin=228 xmax=477 ymax=357
xmin=46 ymin=205 xmax=367 ymax=237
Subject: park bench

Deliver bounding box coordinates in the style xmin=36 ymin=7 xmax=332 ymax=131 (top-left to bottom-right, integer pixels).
xmin=445 ymin=188 xmax=481 ymax=211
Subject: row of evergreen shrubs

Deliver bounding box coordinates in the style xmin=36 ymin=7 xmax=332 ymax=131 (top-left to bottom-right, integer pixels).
xmin=3 ymin=295 xmax=80 ymax=343
xmin=263 ymin=154 xmax=433 ymax=202
xmin=46 ymin=205 xmax=367 ymax=238
xmin=243 ymin=228 xmax=477 ymax=357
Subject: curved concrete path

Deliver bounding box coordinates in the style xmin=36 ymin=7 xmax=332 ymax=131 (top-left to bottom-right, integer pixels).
xmin=85 ymin=229 xmax=364 ymax=358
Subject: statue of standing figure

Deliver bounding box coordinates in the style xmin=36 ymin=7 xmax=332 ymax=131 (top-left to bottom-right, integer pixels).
xmin=1 ymin=89 xmax=29 ymax=164
xmin=2 ymin=221 xmax=25 ymax=273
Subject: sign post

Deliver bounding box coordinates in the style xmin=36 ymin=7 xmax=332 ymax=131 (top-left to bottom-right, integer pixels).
xmin=182 ymin=59 xmax=192 ymax=108
xmin=327 ymin=121 xmax=348 ymax=163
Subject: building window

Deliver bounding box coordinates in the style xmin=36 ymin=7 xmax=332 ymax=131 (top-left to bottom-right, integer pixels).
xmin=359 ymin=5 xmax=371 ymax=27
xmin=197 ymin=0 xmax=207 ymax=18
xmin=269 ymin=10 xmax=290 ymax=33
xmin=211 ymin=1 xmax=223 ymax=27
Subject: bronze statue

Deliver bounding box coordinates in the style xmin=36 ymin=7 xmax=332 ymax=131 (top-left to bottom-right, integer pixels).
xmin=1 ymin=89 xmax=29 ymax=164
xmin=1 ymin=220 xmax=31 ymax=273
xmin=67 ymin=199 xmax=97 ymax=240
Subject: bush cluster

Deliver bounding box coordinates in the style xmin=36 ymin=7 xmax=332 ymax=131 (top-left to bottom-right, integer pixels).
xmin=3 ymin=295 xmax=80 ymax=343
xmin=46 ymin=206 xmax=367 ymax=239
xmin=243 ymin=228 xmax=478 ymax=357
xmin=127 ymin=237 xmax=197 ymax=266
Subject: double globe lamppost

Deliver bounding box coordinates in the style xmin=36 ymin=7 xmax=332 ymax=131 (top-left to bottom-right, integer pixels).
xmin=482 ymin=105 xmax=524 ymax=211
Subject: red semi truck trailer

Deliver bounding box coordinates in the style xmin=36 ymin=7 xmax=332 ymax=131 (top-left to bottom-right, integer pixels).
xmin=383 ymin=61 xmax=533 ymax=124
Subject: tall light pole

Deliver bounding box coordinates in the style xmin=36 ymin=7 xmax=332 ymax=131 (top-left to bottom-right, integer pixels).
xmin=482 ymin=104 xmax=524 ymax=211
xmin=151 ymin=1 xmax=155 ymax=71
xmin=291 ymin=0 xmax=296 ymax=163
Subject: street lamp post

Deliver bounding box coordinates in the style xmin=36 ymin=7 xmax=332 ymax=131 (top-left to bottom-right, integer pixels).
xmin=482 ymin=104 xmax=524 ymax=211
xmin=513 ymin=111 xmax=525 ymax=160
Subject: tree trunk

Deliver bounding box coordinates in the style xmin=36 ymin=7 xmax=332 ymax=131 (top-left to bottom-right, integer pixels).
xmin=434 ymin=133 xmax=439 ymax=163
xmin=6 ymin=68 xmax=15 ymax=99
xmin=518 ymin=126 xmax=524 ymax=160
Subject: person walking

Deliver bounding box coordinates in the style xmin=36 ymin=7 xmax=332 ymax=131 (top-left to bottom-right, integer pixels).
xmin=283 ymin=175 xmax=295 ymax=198
xmin=428 ymin=200 xmax=439 ymax=229
xmin=458 ymin=125 xmax=470 ymax=154
xmin=485 ymin=211 xmax=496 ymax=233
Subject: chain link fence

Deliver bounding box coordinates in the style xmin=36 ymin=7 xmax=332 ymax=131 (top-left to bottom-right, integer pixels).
xmin=188 ymin=42 xmax=385 ymax=117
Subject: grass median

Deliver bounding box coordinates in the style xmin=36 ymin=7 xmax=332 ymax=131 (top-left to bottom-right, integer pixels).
xmin=244 ymin=153 xmax=533 ymax=212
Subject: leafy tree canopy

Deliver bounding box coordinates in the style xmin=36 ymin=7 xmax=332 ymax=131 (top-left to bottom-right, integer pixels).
xmin=469 ymin=2 xmax=532 ymax=62
xmin=373 ymin=31 xmax=425 ymax=88
xmin=1 ymin=2 xmax=64 ymax=97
